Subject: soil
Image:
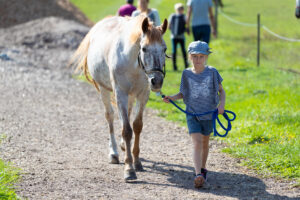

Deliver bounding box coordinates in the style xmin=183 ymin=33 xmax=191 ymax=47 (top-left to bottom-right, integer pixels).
xmin=0 ymin=5 xmax=299 ymax=200
xmin=0 ymin=0 xmax=94 ymax=28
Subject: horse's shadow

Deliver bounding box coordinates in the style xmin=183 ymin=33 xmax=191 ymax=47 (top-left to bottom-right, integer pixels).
xmin=134 ymin=158 xmax=297 ymax=200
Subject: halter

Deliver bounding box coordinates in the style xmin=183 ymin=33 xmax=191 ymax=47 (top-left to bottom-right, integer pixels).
xmin=138 ymin=52 xmax=166 ymax=77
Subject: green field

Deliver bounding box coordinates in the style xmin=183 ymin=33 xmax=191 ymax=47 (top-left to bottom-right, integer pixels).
xmin=0 ymin=135 xmax=19 ymax=200
xmin=70 ymin=0 xmax=300 ymax=184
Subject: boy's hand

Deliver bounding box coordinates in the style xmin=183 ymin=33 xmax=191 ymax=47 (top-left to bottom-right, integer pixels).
xmin=217 ymin=105 xmax=225 ymax=114
xmin=212 ymin=29 xmax=217 ymax=38
xmin=162 ymin=96 xmax=172 ymax=103
xmin=186 ymin=27 xmax=190 ymax=35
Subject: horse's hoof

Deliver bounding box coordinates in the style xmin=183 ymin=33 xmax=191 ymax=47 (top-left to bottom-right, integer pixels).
xmin=124 ymin=170 xmax=137 ymax=181
xmin=134 ymin=162 xmax=144 ymax=171
xmin=109 ymin=154 xmax=119 ymax=164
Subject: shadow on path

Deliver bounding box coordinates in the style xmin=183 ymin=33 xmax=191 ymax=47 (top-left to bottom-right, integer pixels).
xmin=135 ymin=158 xmax=297 ymax=200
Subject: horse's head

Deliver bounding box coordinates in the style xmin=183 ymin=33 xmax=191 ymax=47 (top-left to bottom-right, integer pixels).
xmin=138 ymin=18 xmax=168 ymax=92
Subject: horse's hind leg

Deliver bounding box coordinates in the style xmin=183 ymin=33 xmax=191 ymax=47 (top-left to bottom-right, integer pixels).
xmin=132 ymin=92 xmax=149 ymax=171
xmin=100 ymin=87 xmax=119 ymax=164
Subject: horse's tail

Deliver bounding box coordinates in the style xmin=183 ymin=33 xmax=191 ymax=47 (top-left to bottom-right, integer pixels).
xmin=69 ymin=31 xmax=100 ymax=92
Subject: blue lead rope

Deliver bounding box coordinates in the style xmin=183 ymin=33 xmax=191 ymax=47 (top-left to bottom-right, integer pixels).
xmin=161 ymin=95 xmax=236 ymax=137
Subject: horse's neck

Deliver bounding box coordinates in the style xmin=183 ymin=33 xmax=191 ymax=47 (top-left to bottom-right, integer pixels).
xmin=126 ymin=41 xmax=140 ymax=66
xmin=122 ymin=24 xmax=142 ymax=67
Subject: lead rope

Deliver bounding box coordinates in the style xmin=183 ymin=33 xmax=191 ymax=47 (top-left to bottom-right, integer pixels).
xmin=160 ymin=94 xmax=236 ymax=137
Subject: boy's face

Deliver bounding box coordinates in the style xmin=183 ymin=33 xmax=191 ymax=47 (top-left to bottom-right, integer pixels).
xmin=190 ymin=53 xmax=208 ymax=67
xmin=177 ymin=7 xmax=184 ymax=14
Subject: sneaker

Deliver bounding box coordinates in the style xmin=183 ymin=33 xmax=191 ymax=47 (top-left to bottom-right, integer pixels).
xmin=201 ymin=168 xmax=208 ymax=180
xmin=194 ymin=168 xmax=208 ymax=188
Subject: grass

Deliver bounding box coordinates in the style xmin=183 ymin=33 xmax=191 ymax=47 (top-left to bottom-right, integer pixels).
xmin=70 ymin=0 xmax=300 ymax=184
xmin=0 ymin=134 xmax=20 ymax=200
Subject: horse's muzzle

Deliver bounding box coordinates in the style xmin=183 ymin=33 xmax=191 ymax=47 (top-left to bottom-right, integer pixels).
xmin=150 ymin=75 xmax=164 ymax=92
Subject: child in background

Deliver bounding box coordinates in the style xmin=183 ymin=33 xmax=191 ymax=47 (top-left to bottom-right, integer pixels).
xmin=163 ymin=41 xmax=226 ymax=188
xmin=132 ymin=0 xmax=161 ymax=26
xmin=168 ymin=3 xmax=189 ymax=71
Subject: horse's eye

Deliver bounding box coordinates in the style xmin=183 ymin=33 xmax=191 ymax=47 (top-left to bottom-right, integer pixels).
xmin=142 ymin=47 xmax=147 ymax=52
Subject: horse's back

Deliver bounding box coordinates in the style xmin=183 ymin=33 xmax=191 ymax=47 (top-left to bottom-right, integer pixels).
xmin=87 ymin=16 xmax=142 ymax=92
xmin=87 ymin=17 xmax=129 ymax=91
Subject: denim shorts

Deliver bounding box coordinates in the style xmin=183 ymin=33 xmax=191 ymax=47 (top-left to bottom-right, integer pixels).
xmin=186 ymin=115 xmax=213 ymax=135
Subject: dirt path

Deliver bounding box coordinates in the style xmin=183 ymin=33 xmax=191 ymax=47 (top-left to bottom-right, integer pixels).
xmin=0 ymin=17 xmax=299 ymax=200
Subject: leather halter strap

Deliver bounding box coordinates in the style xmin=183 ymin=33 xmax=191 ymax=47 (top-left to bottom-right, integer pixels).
xmin=138 ymin=52 xmax=166 ymax=77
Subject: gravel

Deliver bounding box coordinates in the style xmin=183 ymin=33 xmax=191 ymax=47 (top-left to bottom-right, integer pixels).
xmin=0 ymin=16 xmax=299 ymax=200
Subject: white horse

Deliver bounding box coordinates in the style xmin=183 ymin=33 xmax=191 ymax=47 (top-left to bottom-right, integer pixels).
xmin=72 ymin=15 xmax=168 ymax=181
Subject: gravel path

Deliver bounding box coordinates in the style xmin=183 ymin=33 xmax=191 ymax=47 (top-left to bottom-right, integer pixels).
xmin=0 ymin=17 xmax=299 ymax=200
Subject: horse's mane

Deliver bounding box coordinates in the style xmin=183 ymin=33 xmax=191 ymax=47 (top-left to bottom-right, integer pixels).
xmin=130 ymin=15 xmax=163 ymax=44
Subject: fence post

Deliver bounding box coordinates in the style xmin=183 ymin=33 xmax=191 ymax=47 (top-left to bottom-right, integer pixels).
xmin=215 ymin=0 xmax=218 ymax=38
xmin=257 ymin=13 xmax=260 ymax=67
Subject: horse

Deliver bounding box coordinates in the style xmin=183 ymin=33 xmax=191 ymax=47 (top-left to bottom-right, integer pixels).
xmin=71 ymin=15 xmax=168 ymax=181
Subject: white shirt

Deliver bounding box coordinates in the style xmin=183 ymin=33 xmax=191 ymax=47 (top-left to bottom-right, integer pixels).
xmin=132 ymin=9 xmax=161 ymax=26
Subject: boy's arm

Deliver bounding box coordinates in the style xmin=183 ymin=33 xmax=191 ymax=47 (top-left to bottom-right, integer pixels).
xmin=163 ymin=92 xmax=183 ymax=103
xmin=168 ymin=15 xmax=172 ymax=30
xmin=218 ymin=83 xmax=226 ymax=114
xmin=170 ymin=92 xmax=183 ymax=100
xmin=186 ymin=6 xmax=192 ymax=35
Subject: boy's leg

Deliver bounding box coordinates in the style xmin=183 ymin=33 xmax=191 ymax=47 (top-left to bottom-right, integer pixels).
xmin=192 ymin=133 xmax=210 ymax=188
xmin=179 ymin=39 xmax=188 ymax=68
xmin=191 ymin=133 xmax=210 ymax=175
xmin=171 ymin=38 xmax=178 ymax=71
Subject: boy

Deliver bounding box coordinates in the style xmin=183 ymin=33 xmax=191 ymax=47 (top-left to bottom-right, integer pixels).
xmin=163 ymin=41 xmax=226 ymax=188
xmin=168 ymin=3 xmax=189 ymax=71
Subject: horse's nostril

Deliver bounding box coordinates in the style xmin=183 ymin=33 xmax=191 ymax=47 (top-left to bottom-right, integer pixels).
xmin=151 ymin=78 xmax=156 ymax=85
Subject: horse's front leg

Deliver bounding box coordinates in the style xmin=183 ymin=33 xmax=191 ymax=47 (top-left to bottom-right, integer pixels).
xmin=132 ymin=91 xmax=149 ymax=171
xmin=115 ymin=89 xmax=137 ymax=181
xmin=120 ymin=95 xmax=135 ymax=152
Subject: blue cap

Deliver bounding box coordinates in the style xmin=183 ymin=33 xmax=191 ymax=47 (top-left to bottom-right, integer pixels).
xmin=188 ymin=41 xmax=212 ymax=55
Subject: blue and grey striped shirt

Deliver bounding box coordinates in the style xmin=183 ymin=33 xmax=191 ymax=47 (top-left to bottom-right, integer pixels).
xmin=180 ymin=66 xmax=223 ymax=120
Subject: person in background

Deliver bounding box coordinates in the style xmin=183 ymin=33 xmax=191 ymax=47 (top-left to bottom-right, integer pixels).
xmin=168 ymin=3 xmax=188 ymax=71
xmin=118 ymin=0 xmax=137 ymax=17
xmin=186 ymin=0 xmax=216 ymax=44
xmin=296 ymin=0 xmax=300 ymax=18
xmin=131 ymin=0 xmax=160 ymax=26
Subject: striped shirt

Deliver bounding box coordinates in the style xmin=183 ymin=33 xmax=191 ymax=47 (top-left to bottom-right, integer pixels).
xmin=168 ymin=13 xmax=186 ymax=39
xmin=180 ymin=66 xmax=223 ymax=120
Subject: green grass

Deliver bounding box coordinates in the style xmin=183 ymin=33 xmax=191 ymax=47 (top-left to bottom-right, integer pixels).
xmin=0 ymin=135 xmax=20 ymax=200
xmin=70 ymin=0 xmax=300 ymax=184
xmin=70 ymin=0 xmax=125 ymax=21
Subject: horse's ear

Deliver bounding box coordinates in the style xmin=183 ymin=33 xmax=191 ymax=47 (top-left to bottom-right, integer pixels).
xmin=160 ymin=19 xmax=168 ymax=35
xmin=142 ymin=17 xmax=149 ymax=34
